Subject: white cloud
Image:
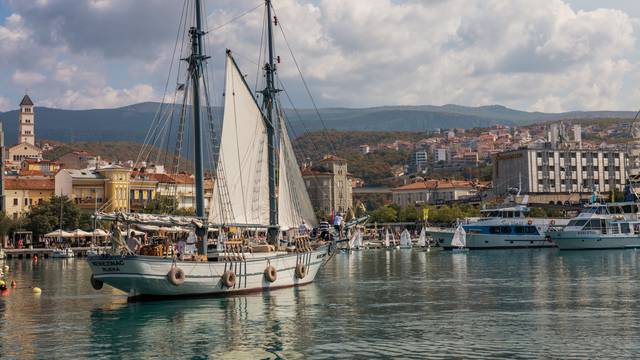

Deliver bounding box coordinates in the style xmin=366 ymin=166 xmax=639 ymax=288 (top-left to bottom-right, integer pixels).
xmin=40 ymin=84 xmax=157 ymax=109
xmin=12 ymin=70 xmax=46 ymax=86
xmin=0 ymin=97 xmax=11 ymax=112
xmin=0 ymin=0 xmax=638 ymax=112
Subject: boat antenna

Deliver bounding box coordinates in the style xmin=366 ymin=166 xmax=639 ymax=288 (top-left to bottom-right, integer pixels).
xmin=261 ymin=0 xmax=280 ymax=244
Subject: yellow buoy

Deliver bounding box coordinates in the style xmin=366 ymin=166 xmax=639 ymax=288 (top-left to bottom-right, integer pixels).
xmin=32 ymin=287 xmax=42 ymax=294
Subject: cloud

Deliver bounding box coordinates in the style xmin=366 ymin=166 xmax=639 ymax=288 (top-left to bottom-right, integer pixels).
xmin=12 ymin=70 xmax=46 ymax=86
xmin=0 ymin=0 xmax=638 ymax=113
xmin=0 ymin=97 xmax=11 ymax=112
xmin=40 ymin=84 xmax=157 ymax=109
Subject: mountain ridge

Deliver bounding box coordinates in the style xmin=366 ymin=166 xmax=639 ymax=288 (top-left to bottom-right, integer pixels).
xmin=0 ymin=102 xmax=636 ymax=146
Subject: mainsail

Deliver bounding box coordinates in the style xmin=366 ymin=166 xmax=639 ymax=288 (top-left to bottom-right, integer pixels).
xmin=451 ymin=225 xmax=467 ymax=248
xmin=209 ymin=54 xmax=270 ymax=226
xmin=400 ymin=229 xmax=412 ymax=247
xmin=210 ymin=53 xmax=317 ymax=230
xmin=278 ymin=115 xmax=318 ymax=230
xmin=417 ymin=227 xmax=427 ymax=247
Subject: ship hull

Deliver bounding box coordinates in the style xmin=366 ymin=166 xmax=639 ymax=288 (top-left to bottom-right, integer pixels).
xmin=88 ymin=245 xmax=330 ymax=300
xmin=428 ymin=228 xmax=555 ymax=249
xmin=550 ymin=232 xmax=640 ymax=250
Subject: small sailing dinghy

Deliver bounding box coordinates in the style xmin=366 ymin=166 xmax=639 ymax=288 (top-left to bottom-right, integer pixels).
xmin=399 ymin=229 xmax=412 ymax=249
xmin=384 ymin=228 xmax=391 ymax=249
xmin=417 ymin=227 xmax=429 ymax=251
xmin=451 ymin=225 xmax=468 ymax=253
xmin=353 ymin=229 xmax=364 ymax=250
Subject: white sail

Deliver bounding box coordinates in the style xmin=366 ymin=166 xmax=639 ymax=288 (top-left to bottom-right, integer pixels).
xmin=353 ymin=229 xmax=363 ymax=249
xmin=209 ymin=54 xmax=270 ymax=226
xmin=451 ymin=225 xmax=466 ymax=248
xmin=278 ymin=115 xmax=318 ymax=230
xmin=348 ymin=229 xmax=358 ymax=249
xmin=400 ymin=229 xmax=412 ymax=247
xmin=417 ymin=227 xmax=427 ymax=247
xmin=384 ymin=228 xmax=390 ymax=247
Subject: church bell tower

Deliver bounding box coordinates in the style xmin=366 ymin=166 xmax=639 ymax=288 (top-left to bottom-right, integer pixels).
xmin=19 ymin=94 xmax=35 ymax=146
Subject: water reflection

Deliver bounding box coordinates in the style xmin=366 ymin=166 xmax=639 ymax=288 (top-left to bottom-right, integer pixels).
xmin=2 ymin=249 xmax=640 ymax=358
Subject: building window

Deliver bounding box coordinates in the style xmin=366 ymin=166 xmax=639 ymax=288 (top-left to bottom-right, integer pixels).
xmin=13 ymin=198 xmax=17 ymax=206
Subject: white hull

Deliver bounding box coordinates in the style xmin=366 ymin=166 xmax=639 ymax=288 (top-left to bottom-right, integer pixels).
xmin=428 ymin=229 xmax=554 ymax=249
xmin=52 ymin=249 xmax=75 ymax=258
xmin=550 ymin=232 xmax=640 ymax=250
xmin=88 ymin=245 xmax=330 ymax=299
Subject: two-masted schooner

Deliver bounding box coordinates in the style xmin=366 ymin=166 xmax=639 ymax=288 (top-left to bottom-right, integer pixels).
xmin=88 ymin=0 xmax=339 ymax=300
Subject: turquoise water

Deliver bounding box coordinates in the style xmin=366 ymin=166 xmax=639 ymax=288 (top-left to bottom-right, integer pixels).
xmin=2 ymin=249 xmax=640 ymax=359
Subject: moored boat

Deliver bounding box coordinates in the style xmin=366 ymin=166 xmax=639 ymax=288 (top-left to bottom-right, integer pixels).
xmin=550 ymin=202 xmax=640 ymax=250
xmin=427 ymin=205 xmax=568 ymax=249
xmin=87 ymin=0 xmax=358 ymax=300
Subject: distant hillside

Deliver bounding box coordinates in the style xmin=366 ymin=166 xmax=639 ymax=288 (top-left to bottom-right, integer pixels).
xmin=0 ymin=101 xmax=636 ymax=145
xmin=43 ymin=140 xmax=193 ymax=171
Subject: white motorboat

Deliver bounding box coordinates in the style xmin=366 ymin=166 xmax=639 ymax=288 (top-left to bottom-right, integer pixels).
xmin=52 ymin=248 xmax=75 ymax=258
xmin=427 ymin=205 xmax=568 ymax=249
xmin=550 ymin=202 xmax=640 ymax=250
xmin=88 ymin=0 xmax=350 ymax=300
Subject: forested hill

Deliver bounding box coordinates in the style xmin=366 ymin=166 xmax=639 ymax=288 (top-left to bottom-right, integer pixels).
xmin=0 ymin=102 xmax=636 ymax=145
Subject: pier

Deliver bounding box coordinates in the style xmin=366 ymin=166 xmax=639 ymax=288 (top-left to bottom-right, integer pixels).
xmin=3 ymin=247 xmax=110 ymax=259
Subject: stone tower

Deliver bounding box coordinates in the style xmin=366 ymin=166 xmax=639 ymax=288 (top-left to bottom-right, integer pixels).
xmin=19 ymin=94 xmax=35 ymax=146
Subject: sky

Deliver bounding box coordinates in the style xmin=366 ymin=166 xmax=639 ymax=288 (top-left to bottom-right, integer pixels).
xmin=1 ymin=0 xmax=640 ymax=113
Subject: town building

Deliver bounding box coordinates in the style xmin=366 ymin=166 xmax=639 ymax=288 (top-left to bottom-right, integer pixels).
xmin=407 ymin=150 xmax=428 ymax=174
xmin=151 ymin=173 xmax=214 ymax=212
xmin=20 ymin=159 xmax=60 ymax=175
xmin=129 ymin=173 xmax=159 ymax=212
xmin=392 ymin=179 xmax=479 ymax=207
xmin=7 ymin=95 xmax=43 ymax=169
xmin=359 ymin=144 xmax=371 ymax=154
xmin=55 ymin=165 xmax=132 ymax=212
xmin=302 ymin=155 xmax=353 ymax=216
xmin=58 ymin=151 xmax=99 ymax=169
xmin=493 ymin=147 xmax=627 ymax=196
xmin=4 ymin=176 xmax=55 ymax=219
xmin=433 ymin=147 xmax=449 ymax=163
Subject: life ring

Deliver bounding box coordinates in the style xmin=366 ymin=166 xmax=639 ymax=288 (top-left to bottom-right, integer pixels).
xmin=221 ymin=270 xmax=236 ymax=288
xmin=167 ymin=267 xmax=186 ymax=286
xmin=527 ymin=219 xmax=533 ymax=225
xmin=264 ymin=265 xmax=277 ymax=283
xmin=295 ymin=263 xmax=307 ymax=279
xmin=90 ymin=274 xmax=103 ymax=290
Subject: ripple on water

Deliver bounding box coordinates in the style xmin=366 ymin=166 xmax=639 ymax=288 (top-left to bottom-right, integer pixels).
xmin=1 ymin=250 xmax=640 ymax=358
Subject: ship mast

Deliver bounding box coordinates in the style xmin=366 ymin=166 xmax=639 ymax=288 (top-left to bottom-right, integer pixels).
xmin=187 ymin=0 xmax=209 ymax=253
xmin=262 ymin=0 xmax=280 ymax=244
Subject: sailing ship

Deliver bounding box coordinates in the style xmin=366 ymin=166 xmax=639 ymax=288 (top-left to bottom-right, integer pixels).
xmin=416 ymin=227 xmax=428 ymax=249
xmin=87 ymin=0 xmax=344 ymax=299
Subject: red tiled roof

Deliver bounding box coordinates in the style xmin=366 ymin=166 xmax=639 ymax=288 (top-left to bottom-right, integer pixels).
xmin=319 ymin=154 xmax=346 ymax=163
xmin=6 ymin=177 xmax=54 ymax=191
xmin=392 ymin=179 xmax=476 ymax=191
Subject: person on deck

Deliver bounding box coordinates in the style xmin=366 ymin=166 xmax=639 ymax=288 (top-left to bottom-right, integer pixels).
xmin=299 ymin=220 xmax=308 ymax=236
xmin=319 ymin=218 xmax=330 ymax=240
xmin=333 ymin=212 xmax=344 ymax=238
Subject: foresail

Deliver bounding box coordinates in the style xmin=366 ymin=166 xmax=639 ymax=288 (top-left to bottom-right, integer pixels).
xmin=278 ymin=115 xmax=318 ymax=230
xmin=209 ymin=54 xmax=269 ymax=226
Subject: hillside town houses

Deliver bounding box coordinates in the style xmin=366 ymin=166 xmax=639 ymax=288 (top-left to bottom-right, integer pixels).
xmin=1 ymin=94 xmax=640 ymax=222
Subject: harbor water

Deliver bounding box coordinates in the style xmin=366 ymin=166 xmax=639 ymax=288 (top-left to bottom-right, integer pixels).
xmin=2 ymin=249 xmax=640 ymax=359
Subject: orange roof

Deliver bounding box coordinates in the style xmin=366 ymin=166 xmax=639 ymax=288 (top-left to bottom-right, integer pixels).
xmin=392 ymin=179 xmax=476 ymax=191
xmin=6 ymin=177 xmax=54 ymax=191
xmin=319 ymin=154 xmax=346 ymax=163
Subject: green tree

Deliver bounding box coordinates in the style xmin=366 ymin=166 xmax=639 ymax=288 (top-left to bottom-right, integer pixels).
xmin=369 ymin=205 xmax=398 ymax=223
xmin=398 ymin=205 xmax=420 ymax=222
xmin=25 ymin=196 xmax=84 ymax=240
